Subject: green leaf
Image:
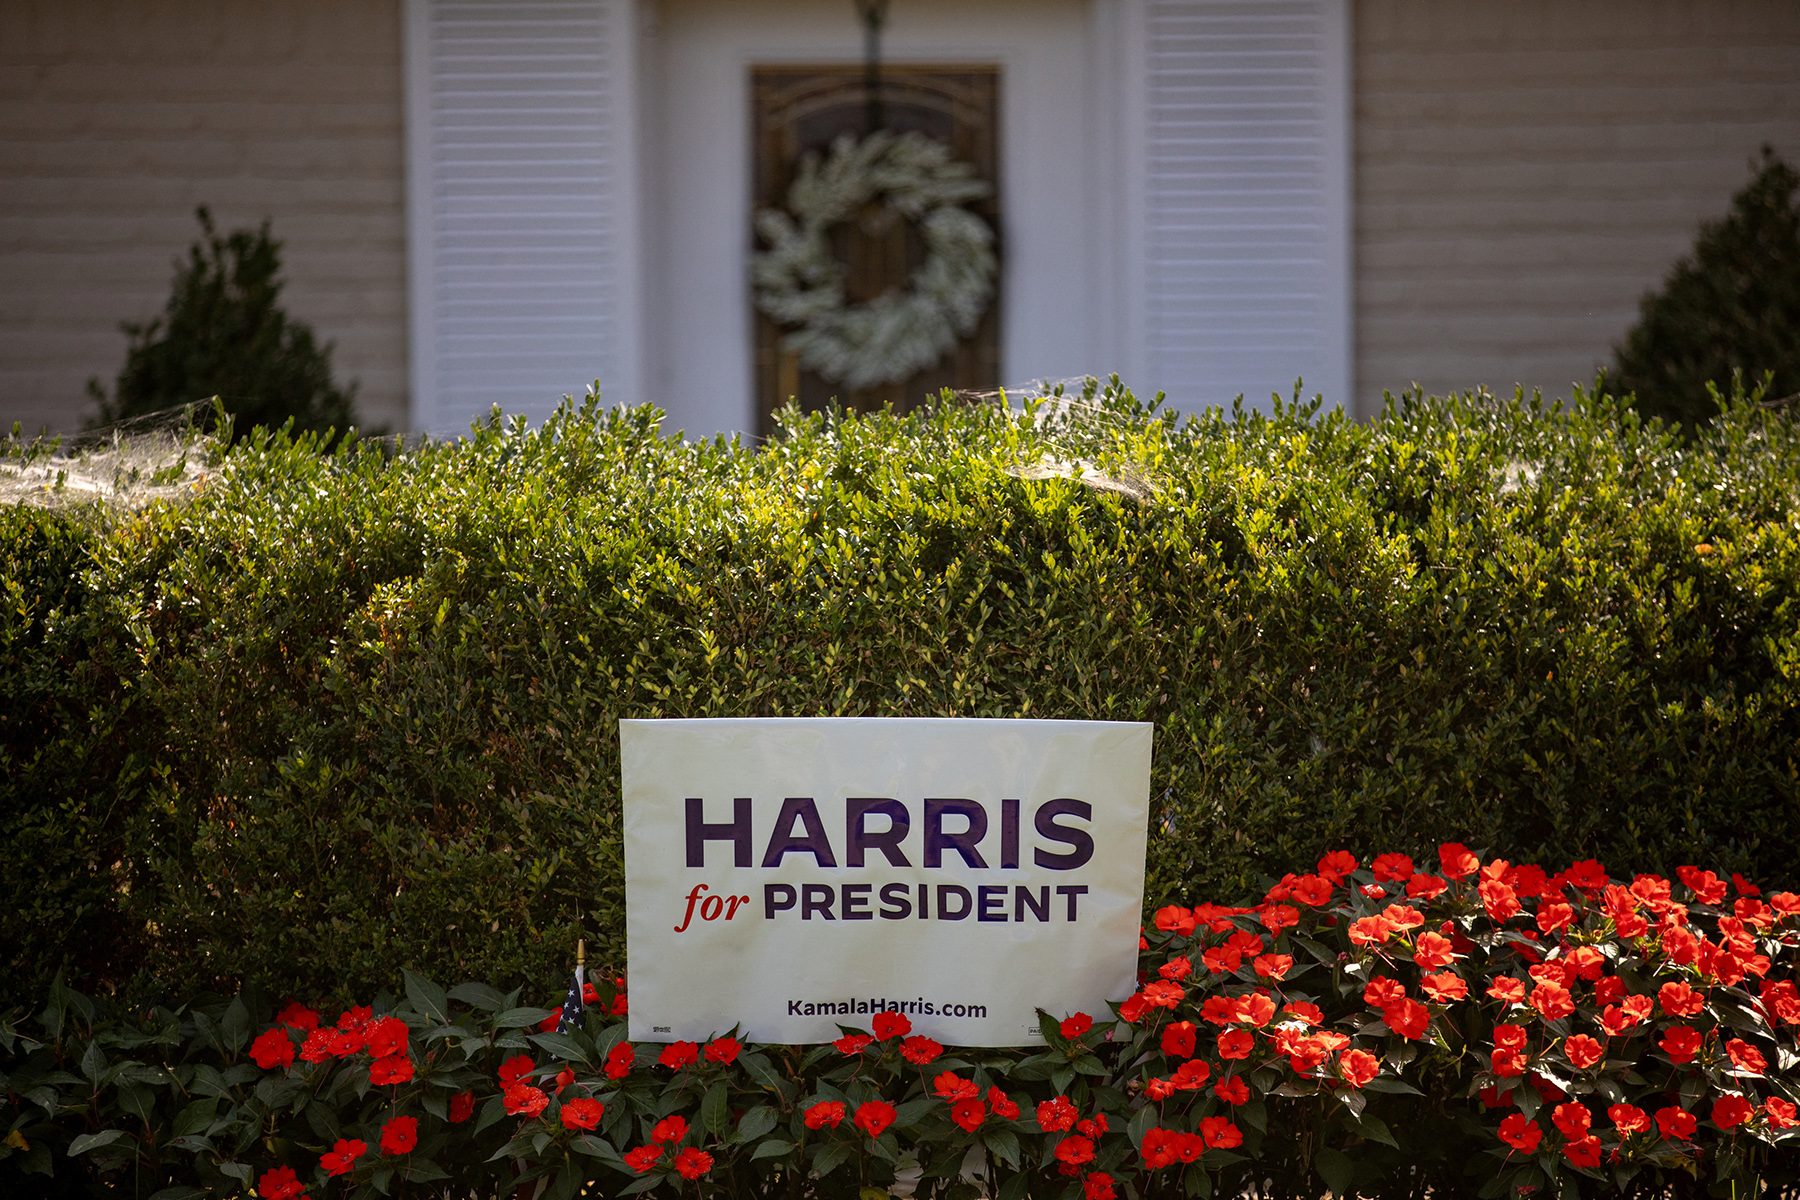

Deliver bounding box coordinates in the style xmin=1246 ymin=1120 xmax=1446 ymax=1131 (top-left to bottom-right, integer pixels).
xmin=493 ymin=1007 xmax=557 ymax=1030
xmin=569 ymin=1134 xmax=618 ymax=1160
xmin=813 ymin=1141 xmax=851 ymax=1178
xmin=980 ymin=1128 xmax=1021 ymax=1168
xmin=752 ymin=1139 xmax=795 ymax=1160
xmin=699 ymin=1080 xmax=729 ymax=1137
xmin=220 ymin=999 xmax=249 ymax=1055
xmin=1315 ymin=1146 xmax=1355 ymax=1196
xmin=68 ymin=1129 xmax=130 ymax=1157
xmin=1351 ymin=1112 xmax=1399 ymax=1149
xmin=218 ymin=1161 xmax=253 ymax=1183
xmin=529 ymin=1030 xmax=593 ymax=1067
xmin=403 ymin=970 xmax=451 ymax=1026
xmin=737 ymin=1105 xmax=779 ymax=1143
xmin=448 ymin=982 xmax=509 ymax=1012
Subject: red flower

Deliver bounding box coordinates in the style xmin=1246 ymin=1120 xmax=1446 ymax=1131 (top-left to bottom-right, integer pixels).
xmin=1373 ymin=853 xmax=1415 ymax=881
xmin=249 ymin=1028 xmax=294 ymax=1071
xmin=369 ymin=1054 xmax=413 ymax=1085
xmin=1117 ymin=994 xmax=1150 ymax=1023
xmin=1318 ymin=850 xmax=1358 ymax=881
xmin=934 ymin=1071 xmax=979 ymax=1102
xmin=1529 ymin=982 xmax=1574 ymax=1022
xmin=258 ymin=1165 xmax=307 ymax=1200
xmin=1217 ymin=1028 xmax=1254 ymax=1059
xmin=1655 ymin=1106 xmax=1697 ymax=1141
xmin=1659 ymin=1025 xmax=1702 ymax=1064
xmin=1290 ymin=874 xmax=1334 ymax=906
xmin=834 ymin=1033 xmax=873 ymax=1055
xmin=379 ymin=1114 xmax=418 ymax=1155
xmin=1384 ymin=999 xmax=1429 ymax=1040
xmin=449 ymin=1092 xmax=475 ymax=1124
xmin=1161 ymin=1021 xmax=1196 ymax=1059
xmin=1487 ymin=978 xmax=1527 ymax=1004
xmin=1479 ymin=880 xmax=1521 ymax=922
xmin=659 ymin=1041 xmax=699 ymax=1070
xmin=364 ymin=1017 xmax=408 ymax=1059
xmin=560 ymin=1097 xmax=605 ymax=1130
xmin=900 ymin=1035 xmax=943 ymax=1064
xmin=1563 ymin=860 xmax=1608 ymax=891
xmin=1056 ymin=1134 xmax=1095 ymax=1165
xmin=503 ymin=1083 xmax=549 ymax=1117
xmin=1141 ymin=980 xmax=1184 ymax=1008
xmin=952 ymin=1098 xmax=985 ymax=1131
xmin=328 ymin=1028 xmax=364 ymax=1057
xmin=1551 ymin=1103 xmax=1591 ymax=1139
xmin=1439 ymin=843 xmax=1480 ymax=879
xmin=1593 ymin=975 xmax=1626 ymax=1006
xmin=1172 ymin=1059 xmax=1210 ymax=1089
xmin=1338 ymin=1049 xmax=1379 ymax=1088
xmin=855 ymin=1099 xmax=897 ymax=1137
xmin=1497 ymin=1114 xmax=1541 ymax=1154
xmin=1727 ymin=1038 xmax=1767 ymax=1074
xmin=538 ymin=1013 xmax=560 ymax=1032
xmin=498 ymin=1055 xmax=535 ymax=1085
xmin=624 ymin=1145 xmax=663 ymax=1173
xmin=1259 ymin=904 xmax=1300 ymax=933
xmin=1406 ymin=874 xmax=1450 ymax=900
xmin=337 ymin=1005 xmax=373 ymax=1031
xmin=805 ymin=1101 xmax=847 ymax=1130
xmin=298 ymin=1029 xmax=335 ymax=1064
xmin=653 ymin=1115 xmax=689 ymax=1143
xmin=705 ymin=1036 xmax=740 ymax=1064
xmin=1349 ymin=915 xmax=1394 ymax=946
xmin=1140 ymin=1128 xmax=1179 ymax=1169
xmin=1159 ymin=956 xmax=1192 ymax=981
xmin=1038 ymin=1096 xmax=1078 ymax=1132
xmin=1536 ymin=901 xmax=1575 ymax=933
xmin=1144 ymin=1077 xmax=1176 ymax=1100
xmin=1061 ymin=1012 xmax=1094 ymax=1038
xmin=1491 ymin=1048 xmax=1528 ymax=1078
xmin=1200 ymin=1116 xmax=1243 ymax=1149
xmin=1235 ymin=993 xmax=1276 ymax=1027
xmin=1251 ymin=953 xmax=1293 ymax=980
xmin=1494 ymin=1025 xmax=1528 ymax=1051
xmin=277 ymin=1001 xmax=320 ymax=1031
xmin=673 ymin=1147 xmax=713 ymax=1179
xmin=1659 ymin=980 xmax=1705 ymax=1017
xmin=1609 ymin=1103 xmax=1650 ymax=1134
xmin=871 ymin=1011 xmax=912 ymax=1039
xmin=1563 ymin=1035 xmax=1604 ymax=1069
xmin=1420 ymin=972 xmax=1467 ymax=1003
xmin=1382 ymin=903 xmax=1425 ymax=931
xmin=320 ymin=1137 xmax=366 ymax=1176
xmin=582 ymin=981 xmax=599 ymax=1003
xmin=1283 ymin=1001 xmax=1323 ymax=1025
xmin=611 ymin=994 xmax=628 ymax=1016
xmin=1562 ymin=1135 xmax=1602 ymax=1169
xmin=1154 ymin=905 xmax=1197 ymax=936
xmin=1363 ymin=977 xmax=1406 ymax=1008
xmin=988 ymin=1088 xmax=1020 ymax=1119
xmin=1084 ymin=1172 xmax=1117 ymax=1200
xmin=604 ymin=1041 xmax=636 ymax=1080
xmin=1765 ymin=1097 xmax=1799 ymax=1128
xmin=1733 ymin=872 xmax=1761 ymax=897
xmin=1713 ymin=1094 xmax=1755 ymax=1130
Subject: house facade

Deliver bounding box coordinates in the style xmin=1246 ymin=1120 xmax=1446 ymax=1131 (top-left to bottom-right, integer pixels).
xmin=4 ymin=0 xmax=1798 ymax=438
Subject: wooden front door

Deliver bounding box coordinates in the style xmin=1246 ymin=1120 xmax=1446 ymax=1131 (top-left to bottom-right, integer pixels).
xmin=750 ymin=65 xmax=1001 ymax=437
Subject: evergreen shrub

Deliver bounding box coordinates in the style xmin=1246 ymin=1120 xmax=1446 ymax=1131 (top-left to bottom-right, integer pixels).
xmin=1612 ymin=148 xmax=1800 ymax=426
xmin=86 ymin=207 xmax=362 ymax=439
xmin=4 ymin=380 xmax=1800 ymax=1013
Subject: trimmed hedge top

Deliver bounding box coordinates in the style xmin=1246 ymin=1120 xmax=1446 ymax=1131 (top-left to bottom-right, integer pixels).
xmin=4 ymin=381 xmax=1800 ymax=1009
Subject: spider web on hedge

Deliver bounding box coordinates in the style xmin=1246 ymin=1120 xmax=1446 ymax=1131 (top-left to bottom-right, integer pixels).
xmin=2 ymin=401 xmax=221 ymax=510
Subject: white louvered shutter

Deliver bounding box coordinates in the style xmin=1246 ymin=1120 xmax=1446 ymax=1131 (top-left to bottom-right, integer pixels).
xmin=1135 ymin=0 xmax=1349 ymax=413
xmin=405 ymin=0 xmax=641 ymax=435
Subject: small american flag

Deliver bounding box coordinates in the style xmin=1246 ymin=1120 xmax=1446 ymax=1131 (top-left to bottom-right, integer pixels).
xmin=555 ymin=941 xmax=586 ymax=1033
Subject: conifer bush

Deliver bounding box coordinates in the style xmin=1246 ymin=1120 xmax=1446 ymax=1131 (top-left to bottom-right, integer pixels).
xmin=3 ymin=380 xmax=1800 ymax=1019
xmin=1612 ymin=148 xmax=1800 ymax=426
xmin=87 ymin=207 xmax=362 ymax=439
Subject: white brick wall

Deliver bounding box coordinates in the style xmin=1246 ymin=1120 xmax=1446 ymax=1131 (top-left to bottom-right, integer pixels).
xmin=0 ymin=0 xmax=408 ymax=435
xmin=1355 ymin=0 xmax=1800 ymax=413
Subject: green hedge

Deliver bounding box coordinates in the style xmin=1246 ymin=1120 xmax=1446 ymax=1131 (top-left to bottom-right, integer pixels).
xmin=5 ymin=381 xmax=1800 ymax=1010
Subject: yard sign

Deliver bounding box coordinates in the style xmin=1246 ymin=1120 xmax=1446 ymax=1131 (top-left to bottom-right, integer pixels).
xmin=621 ymin=718 xmax=1152 ymax=1045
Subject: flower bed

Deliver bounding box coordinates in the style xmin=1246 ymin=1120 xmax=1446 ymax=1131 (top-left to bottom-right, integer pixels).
xmin=5 ymin=845 xmax=1799 ymax=1198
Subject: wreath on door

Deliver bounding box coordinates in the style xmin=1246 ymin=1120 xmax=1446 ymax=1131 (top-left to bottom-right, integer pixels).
xmin=752 ymin=130 xmax=997 ymax=390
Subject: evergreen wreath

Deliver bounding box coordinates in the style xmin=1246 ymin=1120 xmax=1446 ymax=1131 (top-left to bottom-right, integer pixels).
xmin=752 ymin=130 xmax=997 ymax=390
